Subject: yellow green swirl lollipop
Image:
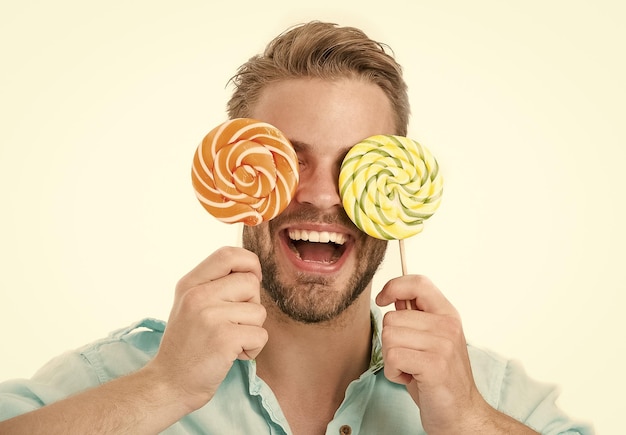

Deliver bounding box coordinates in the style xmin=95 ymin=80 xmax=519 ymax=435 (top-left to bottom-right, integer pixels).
xmin=339 ymin=135 xmax=443 ymax=285
xmin=339 ymin=135 xmax=443 ymax=239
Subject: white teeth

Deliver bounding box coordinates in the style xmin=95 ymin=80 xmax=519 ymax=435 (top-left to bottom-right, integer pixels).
xmin=288 ymin=229 xmax=346 ymax=245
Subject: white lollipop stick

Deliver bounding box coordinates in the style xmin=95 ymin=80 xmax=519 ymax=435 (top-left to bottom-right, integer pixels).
xmin=399 ymin=239 xmax=412 ymax=310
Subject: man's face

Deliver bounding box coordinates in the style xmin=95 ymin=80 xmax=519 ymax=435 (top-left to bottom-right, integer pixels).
xmin=243 ymin=77 xmax=395 ymax=323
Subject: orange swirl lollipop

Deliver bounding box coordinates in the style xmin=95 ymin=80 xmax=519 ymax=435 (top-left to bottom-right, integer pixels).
xmin=192 ymin=118 xmax=299 ymax=225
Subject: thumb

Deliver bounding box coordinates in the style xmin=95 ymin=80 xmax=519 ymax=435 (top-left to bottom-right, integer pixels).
xmin=376 ymin=274 xmax=419 ymax=307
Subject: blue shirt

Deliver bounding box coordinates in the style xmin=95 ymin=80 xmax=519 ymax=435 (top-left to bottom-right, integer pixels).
xmin=0 ymin=309 xmax=593 ymax=434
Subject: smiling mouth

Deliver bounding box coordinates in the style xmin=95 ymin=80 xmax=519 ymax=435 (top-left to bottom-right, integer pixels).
xmin=286 ymin=229 xmax=348 ymax=264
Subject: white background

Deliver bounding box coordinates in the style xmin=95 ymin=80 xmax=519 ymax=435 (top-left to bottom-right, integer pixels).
xmin=1 ymin=1 xmax=623 ymax=432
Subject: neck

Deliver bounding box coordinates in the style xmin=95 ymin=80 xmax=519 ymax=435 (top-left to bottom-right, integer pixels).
xmin=256 ymin=290 xmax=373 ymax=401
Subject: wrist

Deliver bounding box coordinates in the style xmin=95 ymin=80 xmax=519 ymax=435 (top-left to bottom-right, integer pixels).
xmin=454 ymin=397 xmax=539 ymax=435
xmin=138 ymin=361 xmax=211 ymax=417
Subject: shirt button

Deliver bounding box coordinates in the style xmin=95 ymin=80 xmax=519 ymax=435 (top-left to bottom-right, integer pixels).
xmin=339 ymin=425 xmax=352 ymax=435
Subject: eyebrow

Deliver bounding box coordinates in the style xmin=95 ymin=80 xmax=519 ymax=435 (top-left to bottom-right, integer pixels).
xmin=289 ymin=139 xmax=354 ymax=156
xmin=288 ymin=139 xmax=308 ymax=153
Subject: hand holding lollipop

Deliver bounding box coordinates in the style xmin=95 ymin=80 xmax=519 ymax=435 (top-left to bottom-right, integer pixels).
xmin=339 ymin=135 xmax=443 ymax=305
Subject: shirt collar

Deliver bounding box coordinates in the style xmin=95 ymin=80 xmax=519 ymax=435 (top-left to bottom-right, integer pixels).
xmin=369 ymin=303 xmax=385 ymax=373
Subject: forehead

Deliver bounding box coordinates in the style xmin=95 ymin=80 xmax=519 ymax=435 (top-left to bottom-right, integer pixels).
xmin=250 ymin=78 xmax=395 ymax=157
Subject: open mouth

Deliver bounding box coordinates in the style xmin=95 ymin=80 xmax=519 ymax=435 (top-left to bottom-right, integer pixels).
xmin=286 ymin=229 xmax=348 ymax=264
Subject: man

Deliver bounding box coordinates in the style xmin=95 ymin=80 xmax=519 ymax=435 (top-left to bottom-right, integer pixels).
xmin=0 ymin=21 xmax=591 ymax=434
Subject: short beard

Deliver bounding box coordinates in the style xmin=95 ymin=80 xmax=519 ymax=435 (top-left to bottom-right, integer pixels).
xmin=242 ymin=207 xmax=388 ymax=324
xmin=259 ymin=250 xmax=382 ymax=324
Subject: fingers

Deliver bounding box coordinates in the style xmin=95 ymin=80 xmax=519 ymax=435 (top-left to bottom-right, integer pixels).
xmin=383 ymin=309 xmax=462 ymax=340
xmin=232 ymin=324 xmax=269 ymax=360
xmin=176 ymin=269 xmax=263 ymax=313
xmin=375 ymin=274 xmax=470 ymax=391
xmin=375 ymin=274 xmax=459 ymax=317
xmin=174 ymin=246 xmax=263 ymax=309
xmin=170 ymin=246 xmax=266 ymax=328
xmin=177 ymin=246 xmax=263 ymax=290
xmin=152 ymin=247 xmax=268 ymax=408
xmin=381 ymin=313 xmax=469 ymax=395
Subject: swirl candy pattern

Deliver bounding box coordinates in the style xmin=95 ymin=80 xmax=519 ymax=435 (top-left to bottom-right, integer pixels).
xmin=192 ymin=118 xmax=299 ymax=226
xmin=339 ymin=135 xmax=443 ymax=240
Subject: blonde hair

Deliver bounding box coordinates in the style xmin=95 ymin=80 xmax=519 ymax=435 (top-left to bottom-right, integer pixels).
xmin=227 ymin=21 xmax=410 ymax=136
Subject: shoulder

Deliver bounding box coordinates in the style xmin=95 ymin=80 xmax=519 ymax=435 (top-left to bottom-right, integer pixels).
xmin=466 ymin=343 xmax=548 ymax=409
xmin=31 ymin=317 xmax=165 ymax=386
xmin=76 ymin=317 xmax=166 ymax=359
xmin=466 ymin=343 xmax=559 ymax=407
xmin=466 ymin=343 xmax=510 ymax=405
xmin=467 ymin=344 xmax=594 ymax=434
xmin=0 ymin=318 xmax=166 ymax=421
xmin=70 ymin=317 xmax=166 ymax=383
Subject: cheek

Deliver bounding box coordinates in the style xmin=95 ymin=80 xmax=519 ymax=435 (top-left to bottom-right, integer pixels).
xmin=242 ymin=223 xmax=271 ymax=253
xmin=357 ymin=237 xmax=388 ymax=266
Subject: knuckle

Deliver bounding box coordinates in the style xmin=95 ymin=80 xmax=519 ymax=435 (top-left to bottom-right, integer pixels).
xmin=175 ymin=275 xmax=193 ymax=295
xmin=257 ymin=327 xmax=269 ymax=345
xmin=247 ymin=303 xmax=267 ymax=325
xmin=213 ymin=246 xmax=239 ymax=264
xmin=382 ymin=310 xmax=396 ymax=327
xmin=412 ymin=274 xmax=434 ymax=288
xmin=181 ymin=285 xmax=210 ymax=309
xmin=384 ymin=346 xmax=403 ymax=366
xmin=257 ymin=304 xmax=268 ymax=323
xmin=444 ymin=316 xmax=463 ymax=339
xmin=380 ymin=327 xmax=393 ymax=345
xmin=383 ymin=364 xmax=397 ymax=381
xmin=243 ymin=271 xmax=261 ymax=287
xmin=183 ymin=284 xmax=202 ymax=301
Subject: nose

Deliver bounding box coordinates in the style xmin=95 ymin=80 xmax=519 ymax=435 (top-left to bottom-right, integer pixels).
xmin=294 ymin=162 xmax=342 ymax=211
